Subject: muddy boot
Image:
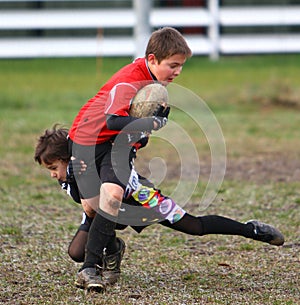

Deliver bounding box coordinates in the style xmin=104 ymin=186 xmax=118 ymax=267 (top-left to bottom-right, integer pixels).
xmin=102 ymin=237 xmax=126 ymax=285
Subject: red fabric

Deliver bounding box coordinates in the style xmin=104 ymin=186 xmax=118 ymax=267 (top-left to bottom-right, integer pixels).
xmin=69 ymin=58 xmax=154 ymax=145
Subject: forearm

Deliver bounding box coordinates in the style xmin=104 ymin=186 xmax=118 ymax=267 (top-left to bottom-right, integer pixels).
xmin=106 ymin=114 xmax=154 ymax=132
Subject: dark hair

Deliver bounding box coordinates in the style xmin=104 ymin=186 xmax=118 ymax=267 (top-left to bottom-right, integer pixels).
xmin=34 ymin=124 xmax=70 ymax=165
xmin=145 ymin=27 xmax=192 ymax=63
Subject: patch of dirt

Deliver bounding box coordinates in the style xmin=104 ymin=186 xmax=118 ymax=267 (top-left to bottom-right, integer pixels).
xmin=137 ymin=152 xmax=300 ymax=183
xmin=224 ymin=153 xmax=300 ymax=182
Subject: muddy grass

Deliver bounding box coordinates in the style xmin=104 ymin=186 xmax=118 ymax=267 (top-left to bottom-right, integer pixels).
xmin=1 ymin=150 xmax=299 ymax=305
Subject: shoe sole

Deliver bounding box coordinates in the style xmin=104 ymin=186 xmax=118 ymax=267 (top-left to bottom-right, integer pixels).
xmin=87 ymin=283 xmax=106 ymax=293
xmin=75 ymin=280 xmax=106 ymax=292
xmin=74 ymin=282 xmax=105 ymax=292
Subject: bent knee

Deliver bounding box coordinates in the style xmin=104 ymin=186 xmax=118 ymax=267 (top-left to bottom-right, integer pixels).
xmin=100 ymin=183 xmax=124 ymax=214
xmin=101 ymin=183 xmax=124 ymax=198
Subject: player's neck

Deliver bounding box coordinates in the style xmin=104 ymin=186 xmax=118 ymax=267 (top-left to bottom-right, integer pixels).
xmin=146 ymin=60 xmax=157 ymax=81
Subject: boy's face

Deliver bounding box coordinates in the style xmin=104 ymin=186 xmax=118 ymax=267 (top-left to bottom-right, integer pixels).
xmin=42 ymin=159 xmax=68 ymax=182
xmin=147 ymin=53 xmax=186 ymax=83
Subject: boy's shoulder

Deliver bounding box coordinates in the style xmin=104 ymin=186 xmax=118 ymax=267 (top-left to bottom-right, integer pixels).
xmin=106 ymin=58 xmax=151 ymax=85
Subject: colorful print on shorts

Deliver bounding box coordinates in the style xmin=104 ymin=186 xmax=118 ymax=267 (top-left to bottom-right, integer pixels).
xmin=132 ymin=185 xmax=186 ymax=223
xmin=132 ymin=186 xmax=159 ymax=208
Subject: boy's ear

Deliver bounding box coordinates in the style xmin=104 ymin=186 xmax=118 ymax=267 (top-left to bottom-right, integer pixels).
xmin=147 ymin=53 xmax=157 ymax=65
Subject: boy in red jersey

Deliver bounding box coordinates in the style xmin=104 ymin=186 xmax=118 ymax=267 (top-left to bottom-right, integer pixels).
xmin=52 ymin=27 xmax=284 ymax=292
xmin=67 ymin=27 xmax=192 ymax=292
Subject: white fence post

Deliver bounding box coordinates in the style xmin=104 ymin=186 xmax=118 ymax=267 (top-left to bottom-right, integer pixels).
xmin=133 ymin=0 xmax=152 ymax=59
xmin=0 ymin=1 xmax=300 ymax=59
xmin=208 ymin=0 xmax=220 ymax=61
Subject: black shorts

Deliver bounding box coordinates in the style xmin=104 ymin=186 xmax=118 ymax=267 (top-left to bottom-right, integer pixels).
xmin=68 ymin=139 xmax=133 ymax=199
xmin=68 ymin=139 xmax=186 ymax=226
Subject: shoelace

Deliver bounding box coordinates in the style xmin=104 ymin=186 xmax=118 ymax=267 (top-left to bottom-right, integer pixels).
xmin=94 ymin=264 xmax=104 ymax=276
xmin=105 ymin=259 xmax=118 ymax=271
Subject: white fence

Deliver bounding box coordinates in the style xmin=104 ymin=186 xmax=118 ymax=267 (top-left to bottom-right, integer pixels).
xmin=0 ymin=0 xmax=300 ymax=59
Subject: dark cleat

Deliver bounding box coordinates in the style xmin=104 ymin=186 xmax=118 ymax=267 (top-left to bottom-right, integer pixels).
xmin=102 ymin=237 xmax=126 ymax=286
xmin=246 ymin=220 xmax=285 ymax=246
xmin=75 ymin=265 xmax=106 ymax=293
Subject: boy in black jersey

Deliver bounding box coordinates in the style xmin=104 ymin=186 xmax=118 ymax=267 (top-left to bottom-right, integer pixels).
xmin=34 ymin=125 xmax=284 ymax=291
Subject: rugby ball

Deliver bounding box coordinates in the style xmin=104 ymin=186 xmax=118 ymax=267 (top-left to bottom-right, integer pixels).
xmin=129 ymin=83 xmax=169 ymax=118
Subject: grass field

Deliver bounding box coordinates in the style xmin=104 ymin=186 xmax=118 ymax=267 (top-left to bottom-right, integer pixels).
xmin=0 ymin=55 xmax=299 ymax=305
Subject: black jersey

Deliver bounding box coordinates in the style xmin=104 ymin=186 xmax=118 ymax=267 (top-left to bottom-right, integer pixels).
xmin=59 ymin=163 xmax=81 ymax=203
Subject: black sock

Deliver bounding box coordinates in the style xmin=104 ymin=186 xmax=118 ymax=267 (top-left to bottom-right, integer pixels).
xmin=162 ymin=214 xmax=254 ymax=238
xmin=199 ymin=215 xmax=254 ymax=237
xmin=82 ymin=211 xmax=116 ymax=269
